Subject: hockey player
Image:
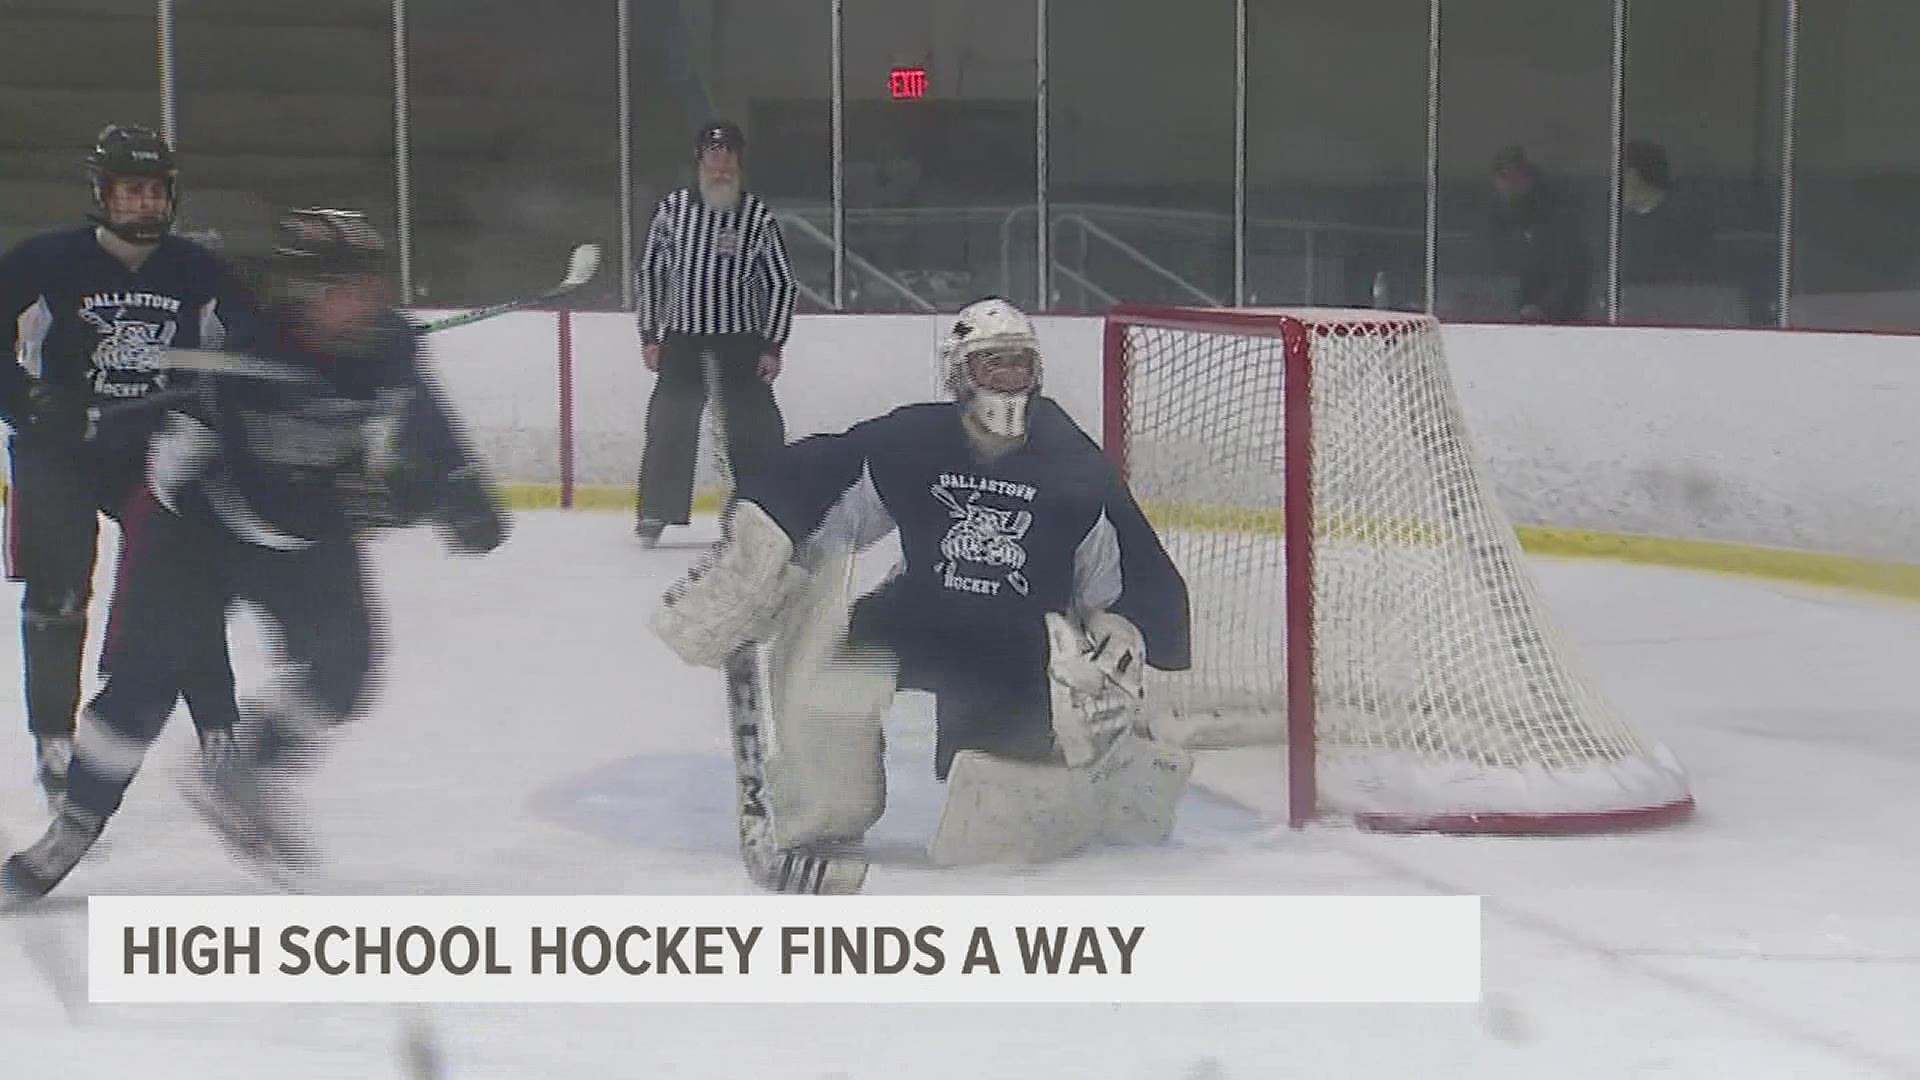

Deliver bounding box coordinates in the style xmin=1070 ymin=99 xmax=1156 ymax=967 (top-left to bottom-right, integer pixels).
xmin=653 ymin=297 xmax=1193 ymax=876
xmin=0 ymin=123 xmax=256 ymax=806
xmin=0 ymin=209 xmax=510 ymax=902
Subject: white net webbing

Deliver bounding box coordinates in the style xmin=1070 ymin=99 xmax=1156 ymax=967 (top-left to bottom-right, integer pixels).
xmin=1114 ymin=309 xmax=1691 ymax=825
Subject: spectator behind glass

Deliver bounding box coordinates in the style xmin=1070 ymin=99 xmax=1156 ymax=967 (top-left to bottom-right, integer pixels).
xmin=1620 ymin=139 xmax=1718 ymax=285
xmin=1489 ymin=146 xmax=1592 ymax=323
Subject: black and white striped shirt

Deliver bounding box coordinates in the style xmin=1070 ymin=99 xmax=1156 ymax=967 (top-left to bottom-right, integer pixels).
xmin=635 ymin=189 xmax=797 ymax=350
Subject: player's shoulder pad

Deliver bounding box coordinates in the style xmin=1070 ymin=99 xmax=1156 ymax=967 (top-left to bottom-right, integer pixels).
xmin=884 ymin=400 xmax=954 ymax=423
xmin=174 ymin=236 xmax=246 ymax=283
xmin=4 ymin=226 xmax=89 ymax=267
xmin=161 ymin=233 xmax=215 ymax=259
xmin=860 ymin=400 xmax=956 ymax=438
xmin=385 ymin=322 xmax=429 ymax=378
xmin=373 ymin=306 xmax=424 ymax=343
xmin=1026 ymin=395 xmax=1104 ymax=455
xmin=780 ymin=402 xmax=951 ymax=461
xmin=390 ymin=309 xmax=430 ymax=339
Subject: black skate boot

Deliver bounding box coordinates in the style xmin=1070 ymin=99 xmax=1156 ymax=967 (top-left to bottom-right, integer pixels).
xmin=2 ymin=800 xmax=104 ymax=904
xmin=635 ymin=517 xmax=666 ymax=547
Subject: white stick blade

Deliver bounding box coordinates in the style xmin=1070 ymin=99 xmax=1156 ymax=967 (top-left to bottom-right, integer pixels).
xmin=563 ymin=244 xmax=602 ymax=287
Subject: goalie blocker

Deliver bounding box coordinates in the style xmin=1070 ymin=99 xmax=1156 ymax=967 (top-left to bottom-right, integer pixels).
xmin=653 ymin=298 xmax=1193 ymax=883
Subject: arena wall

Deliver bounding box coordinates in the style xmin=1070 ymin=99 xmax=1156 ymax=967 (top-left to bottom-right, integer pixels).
xmin=415 ymin=310 xmax=1920 ymax=595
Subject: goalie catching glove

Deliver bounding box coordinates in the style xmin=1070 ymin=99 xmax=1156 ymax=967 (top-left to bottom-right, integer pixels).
xmin=1045 ymin=610 xmax=1147 ymax=768
xmin=653 ymin=501 xmax=813 ymax=668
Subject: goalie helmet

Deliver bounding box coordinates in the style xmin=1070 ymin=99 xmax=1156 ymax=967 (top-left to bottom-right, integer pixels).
xmin=85 ymin=123 xmax=177 ymax=244
xmin=940 ymin=297 xmax=1041 ymax=439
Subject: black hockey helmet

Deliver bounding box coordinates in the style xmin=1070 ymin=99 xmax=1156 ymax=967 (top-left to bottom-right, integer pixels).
xmin=695 ymin=119 xmax=745 ymax=160
xmin=85 ymin=123 xmax=178 ymax=243
xmin=271 ymin=209 xmax=394 ymax=348
xmin=274 ymin=208 xmax=389 ymax=280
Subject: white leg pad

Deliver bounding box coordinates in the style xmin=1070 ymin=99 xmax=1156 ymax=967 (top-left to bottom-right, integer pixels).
xmin=927 ymin=735 xmax=1194 ymax=867
xmin=928 ymin=751 xmax=1103 ymax=867
xmin=762 ymin=678 xmax=890 ymax=848
xmin=760 ymin=546 xmax=895 ymax=851
xmin=1094 ymin=735 xmax=1194 ymax=845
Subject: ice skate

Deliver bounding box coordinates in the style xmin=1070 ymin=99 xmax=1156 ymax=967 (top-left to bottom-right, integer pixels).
xmin=1 ymin=799 xmax=104 ymax=904
xmin=179 ymin=752 xmax=321 ymax=891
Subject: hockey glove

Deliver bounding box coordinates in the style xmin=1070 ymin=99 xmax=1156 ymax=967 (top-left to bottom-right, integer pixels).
xmin=653 ymin=500 xmax=810 ymax=668
xmin=434 ymin=470 xmax=511 ymax=555
xmin=1045 ymin=610 xmax=1147 ymax=768
xmin=23 ymin=381 xmax=92 ymax=443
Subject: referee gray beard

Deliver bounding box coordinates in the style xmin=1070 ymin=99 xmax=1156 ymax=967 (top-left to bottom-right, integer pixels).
xmin=698 ymin=177 xmax=741 ymax=211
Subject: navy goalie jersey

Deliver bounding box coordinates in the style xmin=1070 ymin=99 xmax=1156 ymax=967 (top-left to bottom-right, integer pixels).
xmin=735 ymin=396 xmax=1192 ymax=671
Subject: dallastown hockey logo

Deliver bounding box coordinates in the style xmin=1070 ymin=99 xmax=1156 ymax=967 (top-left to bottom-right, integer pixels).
xmin=81 ymin=293 xmax=180 ymax=398
xmin=931 ymin=475 xmax=1035 ymax=597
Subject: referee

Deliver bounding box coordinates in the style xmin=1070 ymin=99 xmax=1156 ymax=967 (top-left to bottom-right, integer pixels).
xmin=633 ymin=119 xmax=797 ymax=545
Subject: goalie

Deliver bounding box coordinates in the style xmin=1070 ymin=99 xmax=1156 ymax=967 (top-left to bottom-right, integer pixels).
xmin=653 ymin=297 xmax=1192 ymax=879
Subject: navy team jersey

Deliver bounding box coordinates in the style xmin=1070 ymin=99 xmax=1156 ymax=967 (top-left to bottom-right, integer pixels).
xmin=0 ymin=226 xmax=257 ymax=438
xmin=149 ymin=306 xmax=481 ymax=549
xmin=736 ymin=396 xmax=1192 ymax=672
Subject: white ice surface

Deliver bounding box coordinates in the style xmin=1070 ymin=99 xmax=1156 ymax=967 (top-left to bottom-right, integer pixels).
xmin=2 ymin=512 xmax=1917 ymax=1079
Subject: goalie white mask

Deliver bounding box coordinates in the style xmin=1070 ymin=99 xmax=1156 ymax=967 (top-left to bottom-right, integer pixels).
xmin=941 ymin=298 xmax=1042 ymax=439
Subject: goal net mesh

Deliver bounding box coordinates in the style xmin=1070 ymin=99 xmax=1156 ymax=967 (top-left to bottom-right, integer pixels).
xmin=1110 ymin=309 xmax=1692 ymax=829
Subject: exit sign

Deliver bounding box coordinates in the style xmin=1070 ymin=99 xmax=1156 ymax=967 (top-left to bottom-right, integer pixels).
xmin=889 ymin=66 xmax=928 ymax=100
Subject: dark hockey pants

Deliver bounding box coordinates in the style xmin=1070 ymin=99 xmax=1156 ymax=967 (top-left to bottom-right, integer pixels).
xmin=6 ymin=436 xmax=238 ymax=742
xmin=635 ymin=333 xmax=785 ymax=525
xmin=63 ymin=489 xmax=379 ymax=823
xmin=846 ymin=579 xmax=1058 ymax=781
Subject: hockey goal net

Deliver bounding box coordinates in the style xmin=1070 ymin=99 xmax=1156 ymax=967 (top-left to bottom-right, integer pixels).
xmin=1103 ymin=305 xmax=1694 ymax=834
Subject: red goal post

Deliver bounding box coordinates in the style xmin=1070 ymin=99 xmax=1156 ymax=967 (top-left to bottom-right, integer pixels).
xmin=1100 ymin=305 xmax=1696 ymax=834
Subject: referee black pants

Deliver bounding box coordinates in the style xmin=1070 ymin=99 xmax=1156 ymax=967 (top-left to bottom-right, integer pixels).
xmin=635 ymin=333 xmax=786 ymax=526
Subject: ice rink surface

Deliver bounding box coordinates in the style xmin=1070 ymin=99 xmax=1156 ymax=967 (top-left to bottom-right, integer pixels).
xmin=3 ymin=511 xmax=1917 ymax=1079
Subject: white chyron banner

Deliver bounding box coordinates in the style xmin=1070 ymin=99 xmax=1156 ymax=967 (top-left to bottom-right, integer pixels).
xmin=88 ymin=894 xmax=1481 ymax=1005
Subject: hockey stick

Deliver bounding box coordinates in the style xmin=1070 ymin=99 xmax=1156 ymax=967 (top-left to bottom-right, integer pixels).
xmin=84 ymin=242 xmax=598 ymax=429
xmin=397 ymin=1005 xmax=449 ymax=1079
xmin=77 ymin=349 xmax=323 ymax=433
xmin=157 ymin=348 xmax=329 ymax=382
xmin=413 ymin=243 xmax=601 ymax=335
xmin=700 ymin=348 xmax=734 ymax=495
